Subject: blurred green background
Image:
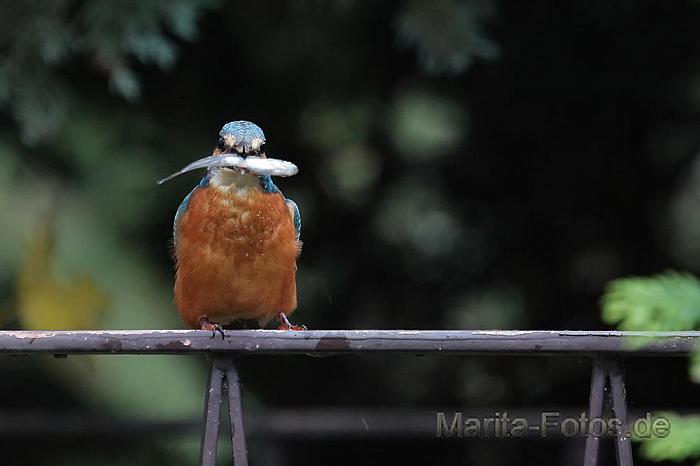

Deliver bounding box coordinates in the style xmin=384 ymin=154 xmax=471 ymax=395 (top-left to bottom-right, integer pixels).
xmin=1 ymin=0 xmax=700 ymax=464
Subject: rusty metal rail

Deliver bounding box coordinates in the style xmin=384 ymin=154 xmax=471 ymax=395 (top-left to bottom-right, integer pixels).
xmin=0 ymin=329 xmax=697 ymax=355
xmin=0 ymin=329 xmax=698 ymax=466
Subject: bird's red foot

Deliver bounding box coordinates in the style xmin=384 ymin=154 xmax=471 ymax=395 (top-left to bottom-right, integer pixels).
xmin=277 ymin=312 xmax=306 ymax=331
xmin=199 ymin=316 xmax=225 ymax=339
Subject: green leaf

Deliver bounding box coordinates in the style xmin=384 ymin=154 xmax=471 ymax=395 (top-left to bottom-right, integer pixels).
xmin=637 ymin=412 xmax=700 ymax=462
xmin=602 ymin=273 xmax=700 ymax=461
xmin=601 ymin=271 xmax=700 ymax=331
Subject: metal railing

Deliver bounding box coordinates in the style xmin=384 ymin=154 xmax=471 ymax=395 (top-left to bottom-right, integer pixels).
xmin=1 ymin=329 xmax=698 ymax=466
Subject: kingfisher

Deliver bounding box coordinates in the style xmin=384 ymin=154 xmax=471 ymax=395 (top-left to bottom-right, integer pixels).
xmin=167 ymin=121 xmax=303 ymax=334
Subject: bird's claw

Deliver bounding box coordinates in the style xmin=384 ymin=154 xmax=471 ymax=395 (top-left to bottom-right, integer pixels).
xmin=277 ymin=312 xmax=306 ymax=331
xmin=279 ymin=323 xmax=307 ymax=331
xmin=199 ymin=317 xmax=225 ymax=339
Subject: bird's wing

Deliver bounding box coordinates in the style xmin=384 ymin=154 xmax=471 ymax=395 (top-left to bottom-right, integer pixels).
xmin=173 ymin=175 xmax=210 ymax=249
xmin=260 ymin=175 xmax=301 ymax=240
xmin=285 ymin=198 xmax=302 ymax=240
xmin=173 ymin=186 xmax=199 ymax=250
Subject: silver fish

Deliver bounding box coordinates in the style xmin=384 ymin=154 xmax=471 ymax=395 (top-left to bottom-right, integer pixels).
xmin=157 ymin=155 xmax=299 ymax=185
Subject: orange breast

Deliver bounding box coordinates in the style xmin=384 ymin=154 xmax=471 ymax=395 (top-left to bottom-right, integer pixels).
xmin=174 ymin=184 xmax=300 ymax=328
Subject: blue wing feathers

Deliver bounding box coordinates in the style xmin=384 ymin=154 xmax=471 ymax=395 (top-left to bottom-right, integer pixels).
xmin=260 ymin=175 xmax=301 ymax=240
xmin=173 ymin=175 xmax=209 ymax=247
xmin=286 ymin=199 xmax=302 ymax=240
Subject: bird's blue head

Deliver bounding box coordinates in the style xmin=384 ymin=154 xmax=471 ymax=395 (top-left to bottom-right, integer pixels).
xmin=156 ymin=120 xmax=297 ymax=185
xmin=215 ymin=121 xmax=267 ymax=158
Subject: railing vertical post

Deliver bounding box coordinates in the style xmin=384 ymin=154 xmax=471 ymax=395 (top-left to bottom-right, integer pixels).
xmin=225 ymin=358 xmax=249 ymax=466
xmin=584 ymin=358 xmax=607 ymax=466
xmin=199 ymin=353 xmax=249 ymax=466
xmin=583 ymin=357 xmax=634 ymax=466
xmin=609 ymin=360 xmax=633 ymax=466
xmin=200 ymin=355 xmax=225 ymax=466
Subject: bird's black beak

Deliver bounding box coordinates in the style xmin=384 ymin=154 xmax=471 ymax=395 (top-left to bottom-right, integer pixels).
xmin=220 ymin=147 xmax=238 ymax=156
xmin=222 ymin=146 xmax=249 ymax=158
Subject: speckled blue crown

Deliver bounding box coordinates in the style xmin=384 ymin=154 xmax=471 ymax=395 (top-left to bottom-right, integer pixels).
xmin=220 ymin=121 xmax=266 ymax=147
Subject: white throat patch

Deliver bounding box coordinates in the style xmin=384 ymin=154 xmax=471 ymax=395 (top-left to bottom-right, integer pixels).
xmin=210 ymin=169 xmax=261 ymax=193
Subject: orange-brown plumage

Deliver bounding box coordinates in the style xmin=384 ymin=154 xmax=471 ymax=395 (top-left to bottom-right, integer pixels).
xmin=174 ymin=180 xmax=300 ymax=328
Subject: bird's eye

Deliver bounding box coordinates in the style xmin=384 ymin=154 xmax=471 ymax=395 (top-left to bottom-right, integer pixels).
xmin=259 ymin=143 xmax=267 ymax=153
xmin=216 ymin=137 xmax=226 ymax=151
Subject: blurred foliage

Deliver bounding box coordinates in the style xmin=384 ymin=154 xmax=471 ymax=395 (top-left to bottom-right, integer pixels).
xmin=16 ymin=217 xmax=109 ymax=330
xmin=0 ymin=1 xmax=217 ymax=457
xmin=395 ymin=0 xmax=498 ymax=75
xmin=446 ymin=283 xmax=526 ymax=329
xmin=0 ymin=0 xmax=218 ymax=143
xmin=668 ymin=157 xmax=700 ymax=271
xmin=602 ymin=271 xmax=700 ymax=332
xmin=636 ymin=413 xmax=700 ymax=463
xmin=602 ymin=272 xmax=700 ymax=462
xmin=389 ymin=89 xmax=465 ymax=160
